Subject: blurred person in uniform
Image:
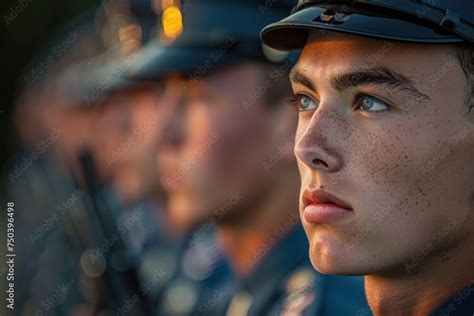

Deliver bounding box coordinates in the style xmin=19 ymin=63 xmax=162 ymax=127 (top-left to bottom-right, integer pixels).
xmin=10 ymin=10 xmax=113 ymax=315
xmin=128 ymin=0 xmax=369 ymax=314
xmin=62 ymin=41 xmax=235 ymax=316
xmin=9 ymin=2 xmax=171 ymax=314
xmin=20 ymin=1 xmax=235 ymax=315
xmin=61 ymin=2 xmax=238 ymax=315
xmin=261 ymin=0 xmax=474 ymax=315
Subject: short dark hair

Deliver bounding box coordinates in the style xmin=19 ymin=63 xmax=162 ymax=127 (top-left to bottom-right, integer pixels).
xmin=455 ymin=44 xmax=474 ymax=114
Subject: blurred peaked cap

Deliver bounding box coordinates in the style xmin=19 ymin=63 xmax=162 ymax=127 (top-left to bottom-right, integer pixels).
xmin=56 ymin=50 xmax=142 ymax=106
xmin=261 ymin=0 xmax=474 ymax=51
xmin=55 ymin=0 xmax=160 ymax=107
xmin=127 ymin=0 xmax=297 ymax=80
xmin=18 ymin=9 xmax=99 ymax=91
xmin=19 ymin=2 xmax=160 ymax=108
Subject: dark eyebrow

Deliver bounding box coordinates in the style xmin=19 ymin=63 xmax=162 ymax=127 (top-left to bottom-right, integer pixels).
xmin=290 ymin=67 xmax=316 ymax=92
xmin=290 ymin=66 xmax=431 ymax=103
xmin=331 ymin=67 xmax=431 ymax=102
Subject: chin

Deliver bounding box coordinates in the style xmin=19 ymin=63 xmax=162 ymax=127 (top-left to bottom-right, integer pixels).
xmin=171 ymin=196 xmax=218 ymax=231
xmin=307 ymin=229 xmax=368 ymax=276
xmin=309 ymin=249 xmax=349 ymax=275
xmin=168 ymin=198 xmax=197 ymax=231
xmin=309 ymin=255 xmax=362 ymax=275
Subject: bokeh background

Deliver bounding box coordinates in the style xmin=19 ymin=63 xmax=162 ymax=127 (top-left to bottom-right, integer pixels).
xmin=1 ymin=0 xmax=99 ymax=180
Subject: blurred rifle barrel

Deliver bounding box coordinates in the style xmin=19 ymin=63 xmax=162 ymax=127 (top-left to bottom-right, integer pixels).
xmin=78 ymin=148 xmax=154 ymax=315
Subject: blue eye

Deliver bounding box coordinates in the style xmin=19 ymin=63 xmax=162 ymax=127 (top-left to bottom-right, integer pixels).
xmin=355 ymin=94 xmax=389 ymax=113
xmin=289 ymin=94 xmax=317 ymax=112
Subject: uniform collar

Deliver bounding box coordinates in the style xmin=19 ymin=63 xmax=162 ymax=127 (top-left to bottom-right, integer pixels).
xmin=429 ymin=281 xmax=474 ymax=316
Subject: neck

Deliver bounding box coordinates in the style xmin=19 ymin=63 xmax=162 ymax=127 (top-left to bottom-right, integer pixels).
xmin=216 ymin=170 xmax=300 ymax=277
xmin=365 ymin=231 xmax=474 ymax=316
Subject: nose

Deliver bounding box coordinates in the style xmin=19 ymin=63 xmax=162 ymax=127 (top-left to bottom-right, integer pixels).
xmin=160 ymin=85 xmax=186 ymax=149
xmin=294 ymin=106 xmax=343 ymax=173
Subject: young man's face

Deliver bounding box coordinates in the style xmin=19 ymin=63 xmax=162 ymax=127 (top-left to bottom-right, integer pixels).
xmin=158 ymin=62 xmax=295 ymax=231
xmin=291 ymin=33 xmax=474 ymax=275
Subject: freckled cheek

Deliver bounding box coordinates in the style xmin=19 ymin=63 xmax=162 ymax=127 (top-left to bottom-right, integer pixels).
xmin=348 ymin=129 xmax=446 ymax=229
xmin=342 ymin=132 xmax=427 ymax=223
xmin=347 ymin=127 xmax=413 ymax=181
